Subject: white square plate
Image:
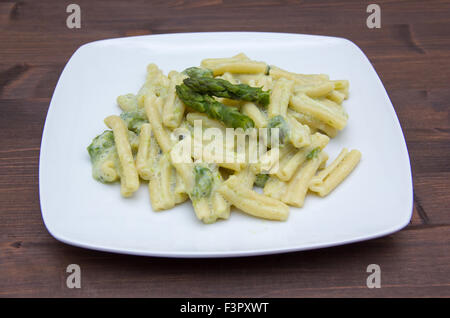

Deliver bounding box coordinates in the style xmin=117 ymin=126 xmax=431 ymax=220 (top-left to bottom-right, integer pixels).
xmin=39 ymin=32 xmax=413 ymax=257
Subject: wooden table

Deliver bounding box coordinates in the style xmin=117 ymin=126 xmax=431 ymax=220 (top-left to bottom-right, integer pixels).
xmin=1 ymin=0 xmax=449 ymax=297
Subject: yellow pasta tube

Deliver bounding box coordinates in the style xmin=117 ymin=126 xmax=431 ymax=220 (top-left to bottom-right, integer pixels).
xmin=263 ymin=176 xmax=287 ymax=201
xmin=270 ymin=145 xmax=297 ymax=176
xmin=104 ymin=115 xmax=140 ymax=197
xmin=209 ymin=61 xmax=268 ymax=76
xmin=117 ymin=93 xmax=138 ymax=112
xmin=294 ymin=81 xmax=335 ymax=98
xmin=186 ymin=112 xmax=226 ymax=131
xmin=145 ymin=95 xmax=174 ymax=154
xmin=218 ymin=176 xmax=289 ymax=221
xmin=268 ymin=78 xmax=294 ymax=118
xmin=233 ymin=166 xmax=256 ymax=189
xmin=192 ymin=198 xmax=214 ymax=223
xmin=281 ymin=151 xmax=328 ymax=207
xmin=137 ymin=125 xmax=187 ymax=209
xmin=212 ymin=191 xmax=231 ymax=220
xmin=309 ymin=149 xmax=361 ymax=197
xmin=286 ymin=113 xmax=311 ymax=148
xmin=327 ymin=90 xmax=346 ymax=104
xmin=173 ymin=168 xmax=188 ymax=204
xmin=269 ymin=66 xmax=329 ymax=85
xmin=97 ymin=158 xmax=119 ymax=183
xmin=162 ymin=71 xmax=187 ymax=129
xmin=136 ymin=123 xmax=153 ymax=180
xmin=193 ymin=145 xmax=245 ymax=172
xmin=136 ymin=64 xmax=170 ymax=108
xmin=201 ymin=53 xmax=250 ymax=69
xmin=148 ymin=154 xmax=176 ymax=211
xmin=287 ymin=109 xmax=338 ymax=138
xmin=332 ymin=80 xmax=349 ymax=99
xmin=275 ymin=132 xmax=329 ymax=181
xmin=289 ymin=94 xmax=348 ymax=130
xmin=255 ymin=143 xmax=294 ymax=174
xmin=241 ymin=102 xmax=268 ymax=128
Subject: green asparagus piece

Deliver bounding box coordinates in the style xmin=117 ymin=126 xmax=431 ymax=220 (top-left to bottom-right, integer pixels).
xmin=182 ymin=67 xmax=213 ymax=79
xmin=267 ymin=115 xmax=290 ymax=146
xmin=87 ymin=130 xmax=115 ymax=163
xmin=306 ymin=147 xmax=321 ymax=160
xmin=176 ymin=84 xmax=255 ymax=129
xmin=87 ymin=130 xmax=139 ymax=183
xmin=119 ymin=110 xmax=148 ymax=134
xmin=254 ymin=173 xmax=269 ymax=188
xmin=191 ymin=165 xmax=214 ymax=199
xmin=183 ymin=76 xmax=270 ymax=107
xmin=87 ymin=130 xmax=118 ymax=183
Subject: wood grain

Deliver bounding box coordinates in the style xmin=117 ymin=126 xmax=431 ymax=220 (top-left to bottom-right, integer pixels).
xmin=0 ymin=0 xmax=449 ymax=297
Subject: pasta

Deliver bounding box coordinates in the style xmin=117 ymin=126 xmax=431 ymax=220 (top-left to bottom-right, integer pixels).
xmin=163 ymin=71 xmax=188 ymax=129
xmin=241 ymin=102 xmax=268 ymax=128
xmin=104 ymin=115 xmax=140 ymax=197
xmin=309 ymin=149 xmax=361 ymax=197
xmin=87 ymin=53 xmax=361 ymax=224
xmin=281 ymin=151 xmax=329 ymax=207
xmin=218 ymin=176 xmax=289 ymax=221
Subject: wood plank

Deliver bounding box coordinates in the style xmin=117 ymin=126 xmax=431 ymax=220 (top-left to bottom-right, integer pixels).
xmin=0 ymin=225 xmax=448 ymax=297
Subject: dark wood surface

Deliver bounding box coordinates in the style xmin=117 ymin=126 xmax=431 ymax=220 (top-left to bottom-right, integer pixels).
xmin=0 ymin=0 xmax=449 ymax=297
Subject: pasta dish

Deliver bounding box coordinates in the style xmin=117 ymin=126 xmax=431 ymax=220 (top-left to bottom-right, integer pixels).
xmin=87 ymin=53 xmax=361 ymax=224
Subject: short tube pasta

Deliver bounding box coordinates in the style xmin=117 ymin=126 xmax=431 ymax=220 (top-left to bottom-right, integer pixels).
xmin=148 ymin=154 xmax=175 ymax=211
xmin=218 ymin=176 xmax=289 ymax=221
xmin=104 ymin=115 xmax=140 ymax=197
xmin=294 ymin=81 xmax=335 ymax=98
xmin=201 ymin=53 xmax=250 ymax=69
xmin=268 ymin=78 xmax=294 ymax=118
xmin=275 ymin=132 xmax=329 ymax=181
xmin=209 ymin=61 xmax=268 ymax=76
xmin=281 ymin=151 xmax=328 ymax=207
xmin=241 ymin=102 xmax=268 ymax=128
xmin=263 ymin=176 xmax=287 ymax=201
xmin=162 ymin=71 xmax=188 ymax=128
xmin=269 ymin=65 xmax=329 ymax=85
xmin=309 ymin=149 xmax=361 ymax=197
xmin=286 ymin=113 xmax=311 ymax=148
xmin=233 ymin=166 xmax=256 ymax=189
xmin=289 ymin=94 xmax=348 ymax=130
xmin=145 ymin=95 xmax=174 ymax=154
xmin=287 ymin=109 xmax=338 ymax=138
xmin=135 ymin=123 xmax=153 ymax=180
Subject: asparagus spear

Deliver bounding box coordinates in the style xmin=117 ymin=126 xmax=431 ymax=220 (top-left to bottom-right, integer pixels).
xmin=175 ymin=84 xmax=255 ymax=129
xmin=183 ymin=76 xmax=270 ymax=107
